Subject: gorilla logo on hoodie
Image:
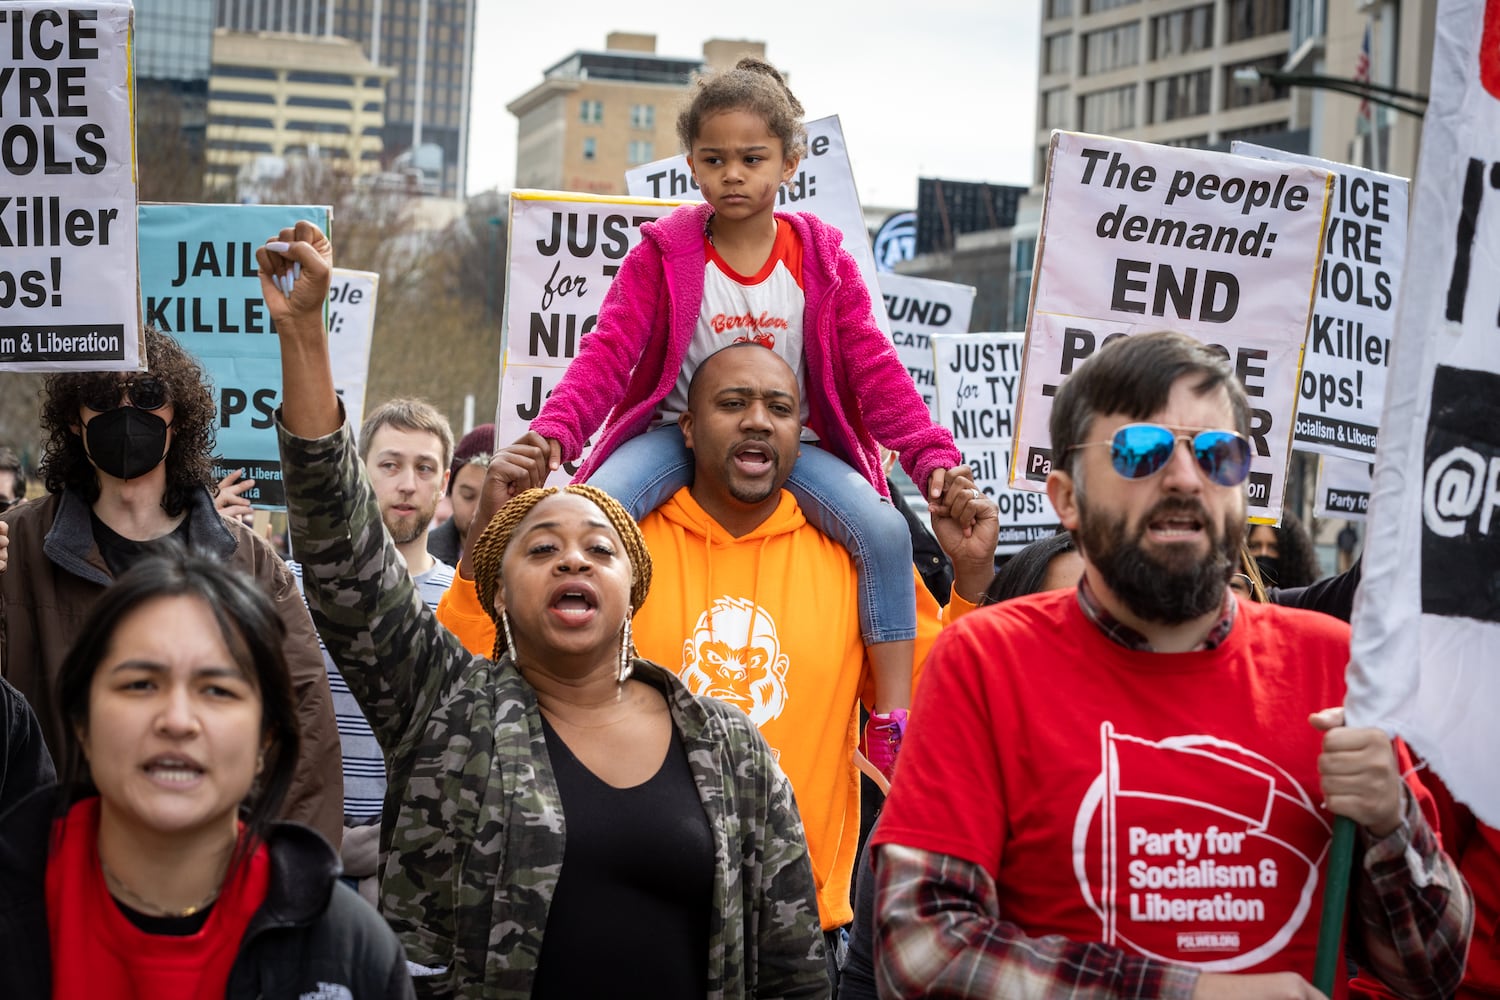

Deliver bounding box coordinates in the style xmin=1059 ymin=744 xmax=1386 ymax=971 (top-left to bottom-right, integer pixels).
xmin=681 ymin=596 xmax=791 ymax=727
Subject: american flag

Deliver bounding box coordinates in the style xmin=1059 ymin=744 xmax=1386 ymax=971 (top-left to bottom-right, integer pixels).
xmin=1354 ymin=22 xmax=1373 ymax=123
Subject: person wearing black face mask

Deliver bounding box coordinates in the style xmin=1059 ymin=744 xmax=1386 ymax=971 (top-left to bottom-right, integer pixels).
xmin=1245 ymin=511 xmax=1320 ymax=590
xmin=77 ymin=377 xmax=175 ymax=483
xmin=0 ymin=326 xmax=344 ymax=849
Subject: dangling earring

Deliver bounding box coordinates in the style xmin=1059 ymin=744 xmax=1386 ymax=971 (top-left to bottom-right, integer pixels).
xmin=617 ymin=613 xmax=634 ymax=685
xmin=501 ymin=611 xmax=517 ymax=664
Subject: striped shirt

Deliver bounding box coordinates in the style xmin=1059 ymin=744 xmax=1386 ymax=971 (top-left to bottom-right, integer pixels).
xmin=290 ymin=556 xmax=454 ymax=820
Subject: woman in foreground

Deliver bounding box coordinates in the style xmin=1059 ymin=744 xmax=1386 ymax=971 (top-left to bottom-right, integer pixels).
xmin=1 ymin=545 xmax=411 ymax=997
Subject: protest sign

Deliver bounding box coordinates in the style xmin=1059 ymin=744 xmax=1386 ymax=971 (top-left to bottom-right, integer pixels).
xmin=1235 ymin=144 xmax=1408 ymax=463
xmin=499 ymin=190 xmax=682 ymax=484
xmin=1013 ymin=132 xmax=1332 ymax=523
xmin=624 ymin=115 xmax=892 ymax=340
xmin=138 ymin=203 xmax=331 ymax=508
xmin=1313 ymin=455 xmax=1372 ymax=522
xmin=0 ymin=2 xmax=139 ymax=371
xmin=328 ymin=267 xmax=378 ymax=430
xmin=1347 ymin=0 xmax=1500 ymax=826
xmin=933 ymin=331 xmax=1059 ymax=553
xmin=880 ymin=273 xmax=975 ymax=418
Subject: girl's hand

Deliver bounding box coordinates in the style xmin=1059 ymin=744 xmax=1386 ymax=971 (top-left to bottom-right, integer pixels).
xmin=927 ymin=464 xmax=974 ymax=500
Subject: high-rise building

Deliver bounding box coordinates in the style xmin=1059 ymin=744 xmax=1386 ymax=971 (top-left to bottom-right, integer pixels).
xmin=205 ymin=30 xmax=394 ymax=192
xmin=1293 ymin=0 xmax=1432 ymax=180
xmin=507 ymin=33 xmax=766 ymax=196
xmin=134 ymin=0 xmax=216 ymax=199
xmin=215 ymin=0 xmax=477 ymax=197
xmin=1035 ymin=0 xmax=1300 ymax=180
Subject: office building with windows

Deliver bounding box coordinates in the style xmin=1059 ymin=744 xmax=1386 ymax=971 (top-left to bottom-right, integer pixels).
xmin=205 ymin=30 xmax=395 ymax=191
xmin=134 ymin=0 xmax=216 ymax=197
xmin=1036 ymin=0 xmax=1298 ymax=180
xmin=1289 ymin=0 xmax=1432 ymax=180
xmin=215 ymin=0 xmax=477 ymax=197
xmin=508 ymin=33 xmax=765 ymax=196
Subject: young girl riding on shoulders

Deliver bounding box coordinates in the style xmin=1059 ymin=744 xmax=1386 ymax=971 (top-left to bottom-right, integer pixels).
xmin=527 ymin=57 xmax=967 ymax=780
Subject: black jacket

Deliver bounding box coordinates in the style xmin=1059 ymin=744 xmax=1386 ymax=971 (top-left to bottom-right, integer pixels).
xmin=0 ymin=788 xmax=414 ymax=999
xmin=0 ymin=682 xmax=54 ymax=998
xmin=226 ymin=823 xmax=415 ymax=999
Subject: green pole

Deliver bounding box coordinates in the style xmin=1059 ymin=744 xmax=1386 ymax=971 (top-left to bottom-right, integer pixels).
xmin=1313 ymin=816 xmax=1357 ymax=996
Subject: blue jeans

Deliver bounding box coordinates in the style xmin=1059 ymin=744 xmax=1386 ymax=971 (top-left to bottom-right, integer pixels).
xmin=587 ymin=425 xmax=917 ymax=644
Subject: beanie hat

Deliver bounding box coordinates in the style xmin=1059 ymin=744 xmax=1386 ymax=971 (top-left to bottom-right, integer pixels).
xmin=448 ymin=423 xmax=495 ymax=495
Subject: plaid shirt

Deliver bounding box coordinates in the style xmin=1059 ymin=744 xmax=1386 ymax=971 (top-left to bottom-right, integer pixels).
xmin=874 ymin=585 xmax=1474 ymax=998
xmin=1074 ymin=574 xmax=1237 ymax=651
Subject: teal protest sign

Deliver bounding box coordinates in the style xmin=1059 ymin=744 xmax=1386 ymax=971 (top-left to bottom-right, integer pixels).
xmin=138 ymin=203 xmax=330 ymax=508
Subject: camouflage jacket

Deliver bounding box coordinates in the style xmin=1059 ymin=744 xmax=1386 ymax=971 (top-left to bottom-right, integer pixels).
xmin=279 ymin=417 xmax=828 ymax=1000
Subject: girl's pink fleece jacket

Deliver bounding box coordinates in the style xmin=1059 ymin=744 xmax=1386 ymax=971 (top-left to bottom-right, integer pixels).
xmin=528 ymin=201 xmax=962 ymax=498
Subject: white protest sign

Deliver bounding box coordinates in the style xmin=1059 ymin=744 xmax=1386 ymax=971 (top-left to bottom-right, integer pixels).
xmin=1014 ymin=132 xmax=1332 ymax=523
xmin=1347 ymin=0 xmax=1500 ymax=826
xmin=625 ymin=115 xmax=892 ymax=340
xmin=880 ymin=273 xmax=976 ymax=418
xmin=499 ymin=190 xmax=683 ymax=484
xmin=0 ymin=2 xmax=139 ymax=371
xmin=328 ymin=268 xmax=378 ymax=429
xmin=1234 ymin=144 xmax=1408 ymax=463
xmin=933 ymin=332 xmax=1060 ymax=554
xmin=1313 ymin=455 xmax=1373 ymax=522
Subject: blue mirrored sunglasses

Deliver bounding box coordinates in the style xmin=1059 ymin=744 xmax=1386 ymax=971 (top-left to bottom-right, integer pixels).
xmin=1072 ymin=423 xmax=1252 ymax=487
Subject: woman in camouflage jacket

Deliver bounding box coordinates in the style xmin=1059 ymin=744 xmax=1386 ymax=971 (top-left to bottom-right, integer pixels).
xmin=269 ymin=221 xmax=826 ymax=1000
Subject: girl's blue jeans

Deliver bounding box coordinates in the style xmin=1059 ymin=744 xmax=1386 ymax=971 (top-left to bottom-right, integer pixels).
xmin=587 ymin=424 xmax=918 ymax=644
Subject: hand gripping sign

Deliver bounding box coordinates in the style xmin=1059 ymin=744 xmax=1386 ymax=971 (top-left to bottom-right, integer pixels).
xmin=1012 ymin=132 xmax=1332 ymax=523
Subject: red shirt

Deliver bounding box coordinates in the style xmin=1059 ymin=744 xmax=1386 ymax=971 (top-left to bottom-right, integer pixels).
xmin=877 ymin=591 xmax=1356 ymax=981
xmin=47 ymin=798 xmax=271 ymax=998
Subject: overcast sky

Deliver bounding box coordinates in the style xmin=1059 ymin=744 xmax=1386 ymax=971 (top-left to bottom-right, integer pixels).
xmin=464 ymin=1 xmax=1043 ymax=208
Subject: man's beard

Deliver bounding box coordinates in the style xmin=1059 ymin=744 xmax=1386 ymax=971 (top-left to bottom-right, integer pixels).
xmin=383 ymin=504 xmax=435 ymax=545
xmin=1079 ymin=493 xmax=1239 ymax=625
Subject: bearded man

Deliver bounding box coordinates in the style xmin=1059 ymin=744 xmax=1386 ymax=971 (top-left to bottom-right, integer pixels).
xmin=872 ymin=331 xmax=1472 ymax=999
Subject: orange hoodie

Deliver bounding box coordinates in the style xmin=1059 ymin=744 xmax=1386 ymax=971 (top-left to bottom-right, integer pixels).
xmin=635 ymin=488 xmax=865 ymax=929
xmin=435 ymin=488 xmax=973 ymax=929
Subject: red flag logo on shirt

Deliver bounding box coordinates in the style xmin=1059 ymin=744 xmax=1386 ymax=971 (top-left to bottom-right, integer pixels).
xmin=1073 ymin=724 xmax=1331 ymax=971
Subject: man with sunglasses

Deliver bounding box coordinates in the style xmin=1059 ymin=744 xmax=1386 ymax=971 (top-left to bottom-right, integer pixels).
xmin=872 ymin=332 xmax=1471 ymax=998
xmin=0 ymin=328 xmax=344 ymax=848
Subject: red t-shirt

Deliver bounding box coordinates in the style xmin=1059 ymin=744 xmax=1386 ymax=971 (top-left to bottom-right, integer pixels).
xmin=47 ymin=798 xmax=271 ymax=998
xmin=876 ymin=591 xmax=1361 ymax=982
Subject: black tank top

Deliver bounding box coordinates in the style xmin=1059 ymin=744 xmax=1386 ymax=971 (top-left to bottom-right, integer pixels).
xmin=531 ymin=714 xmax=715 ymax=997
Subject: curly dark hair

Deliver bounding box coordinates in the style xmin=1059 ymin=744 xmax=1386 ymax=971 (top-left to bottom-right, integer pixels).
xmin=677 ymin=56 xmax=808 ymax=160
xmin=38 ymin=327 xmax=218 ymax=516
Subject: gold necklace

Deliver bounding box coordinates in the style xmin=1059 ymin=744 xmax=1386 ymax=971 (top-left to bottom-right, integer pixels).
xmin=99 ymin=856 xmax=225 ymax=918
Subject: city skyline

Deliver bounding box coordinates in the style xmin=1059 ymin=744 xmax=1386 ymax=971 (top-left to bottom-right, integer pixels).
xmin=465 ymin=1 xmax=1042 ymax=207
